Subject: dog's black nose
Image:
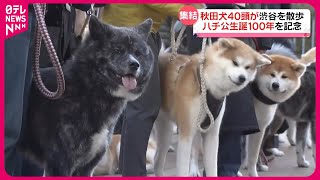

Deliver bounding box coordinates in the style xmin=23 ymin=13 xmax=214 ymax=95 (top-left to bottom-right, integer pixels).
xmin=272 ymin=82 xmax=280 ymax=90
xmin=238 ymin=75 xmax=246 ymax=84
xmin=129 ymin=61 xmax=140 ymax=71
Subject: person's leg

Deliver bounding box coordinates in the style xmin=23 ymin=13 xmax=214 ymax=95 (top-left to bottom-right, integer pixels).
xmin=119 ymin=33 xmax=161 ymax=176
xmin=21 ymin=158 xmax=43 ymax=176
xmin=20 ymin=12 xmax=44 ymax=176
xmin=5 ymin=9 xmax=44 ymax=176
xmin=217 ymin=131 xmax=242 ymax=176
xmin=202 ymin=131 xmax=242 ymax=177
xmin=216 ymin=87 xmax=258 ymax=176
xmin=5 ymin=10 xmax=34 ymax=176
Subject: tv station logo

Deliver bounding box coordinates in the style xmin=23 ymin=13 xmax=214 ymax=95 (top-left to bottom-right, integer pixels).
xmin=5 ymin=4 xmax=28 ymax=38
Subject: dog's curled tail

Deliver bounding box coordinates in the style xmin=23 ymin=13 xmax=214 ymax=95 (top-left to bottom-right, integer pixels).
xmin=300 ymin=47 xmax=316 ymax=65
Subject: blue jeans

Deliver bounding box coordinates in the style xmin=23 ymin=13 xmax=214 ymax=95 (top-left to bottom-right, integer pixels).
xmin=5 ymin=9 xmax=43 ymax=176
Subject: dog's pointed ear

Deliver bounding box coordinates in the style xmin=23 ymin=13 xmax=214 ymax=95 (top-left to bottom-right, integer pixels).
xmin=135 ymin=18 xmax=153 ymax=40
xmin=256 ymin=54 xmax=272 ymax=67
xmin=300 ymin=47 xmax=316 ymax=66
xmin=89 ymin=16 xmax=113 ymax=40
xmin=217 ymin=38 xmax=235 ymax=49
xmin=292 ymin=62 xmax=306 ymax=78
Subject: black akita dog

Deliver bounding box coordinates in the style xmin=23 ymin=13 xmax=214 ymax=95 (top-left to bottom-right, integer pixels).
xmin=18 ymin=16 xmax=156 ymax=176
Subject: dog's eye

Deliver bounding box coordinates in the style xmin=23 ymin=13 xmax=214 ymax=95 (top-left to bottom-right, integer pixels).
xmin=271 ymin=73 xmax=275 ymax=77
xmin=113 ymin=48 xmax=122 ymax=54
xmin=232 ymin=60 xmax=239 ymax=66
xmin=135 ymin=50 xmax=141 ymax=57
xmin=245 ymin=66 xmax=250 ymax=70
xmin=282 ymin=75 xmax=288 ymax=79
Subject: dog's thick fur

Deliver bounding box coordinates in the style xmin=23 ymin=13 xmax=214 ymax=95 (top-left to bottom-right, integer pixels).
xmin=267 ymin=47 xmax=316 ymax=168
xmin=242 ymin=45 xmax=316 ymax=176
xmin=18 ymin=16 xmax=155 ymax=176
xmin=93 ymin=134 xmax=157 ymax=175
xmin=93 ymin=135 xmax=121 ymax=175
xmin=154 ymin=38 xmax=271 ymax=176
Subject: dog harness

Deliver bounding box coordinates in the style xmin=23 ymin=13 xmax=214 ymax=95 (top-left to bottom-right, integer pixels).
xmin=251 ymin=81 xmax=278 ymax=105
xmin=196 ymin=67 xmax=225 ymax=129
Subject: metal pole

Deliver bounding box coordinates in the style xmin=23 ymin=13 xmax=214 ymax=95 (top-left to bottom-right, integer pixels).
xmin=311 ymin=17 xmax=315 ymax=47
xmin=293 ymin=38 xmax=296 ymax=49
xmin=302 ymin=37 xmax=305 ymax=54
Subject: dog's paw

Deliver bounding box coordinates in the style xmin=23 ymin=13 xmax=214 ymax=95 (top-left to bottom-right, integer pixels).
xmin=257 ymin=164 xmax=269 ymax=172
xmin=189 ymin=164 xmax=201 ymax=176
xmin=278 ymin=135 xmax=286 ymax=143
xmin=298 ymin=159 xmax=310 ymax=168
xmin=240 ymin=161 xmax=248 ymax=170
xmin=168 ymin=146 xmax=175 ymax=152
xmin=189 ymin=170 xmax=201 ymax=176
xmin=267 ymin=148 xmax=285 ymax=157
xmin=287 ymin=136 xmax=296 ymax=146
xmin=276 ymin=151 xmax=285 ymax=157
xmin=248 ymin=170 xmax=259 ymax=177
xmin=173 ymin=125 xmax=178 ymax=134
xmin=146 ymin=169 xmax=154 ymax=174
xmin=307 ymin=138 xmax=312 ymax=149
xmin=240 ymin=164 xmax=248 ymax=170
xmin=237 ymin=171 xmax=243 ymax=177
xmin=240 ymin=165 xmax=248 ymax=170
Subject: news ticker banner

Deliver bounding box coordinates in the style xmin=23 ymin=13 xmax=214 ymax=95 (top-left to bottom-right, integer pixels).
xmin=179 ymin=6 xmax=311 ymax=37
xmin=4 ymin=4 xmax=311 ymax=39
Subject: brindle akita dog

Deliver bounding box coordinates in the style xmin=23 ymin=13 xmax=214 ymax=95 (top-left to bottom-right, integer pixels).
xmin=18 ymin=16 xmax=156 ymax=176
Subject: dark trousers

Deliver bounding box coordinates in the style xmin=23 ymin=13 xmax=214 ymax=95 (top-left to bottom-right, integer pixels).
xmin=203 ymin=131 xmax=242 ymax=177
xmin=118 ymin=33 xmax=161 ymax=176
xmin=217 ymin=131 xmax=242 ymax=176
xmin=217 ymin=88 xmax=258 ymax=176
xmin=5 ymin=11 xmax=43 ymax=176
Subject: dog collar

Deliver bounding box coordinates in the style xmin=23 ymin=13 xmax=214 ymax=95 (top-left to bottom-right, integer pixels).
xmin=196 ymin=66 xmax=225 ymax=129
xmin=251 ymin=82 xmax=278 ymax=105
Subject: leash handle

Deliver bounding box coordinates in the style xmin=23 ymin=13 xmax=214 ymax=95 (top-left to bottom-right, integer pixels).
xmin=196 ymin=37 xmax=217 ymax=133
xmin=168 ymin=18 xmax=215 ymax=133
xmin=33 ymin=4 xmax=65 ymax=99
xmin=169 ymin=17 xmax=186 ymax=62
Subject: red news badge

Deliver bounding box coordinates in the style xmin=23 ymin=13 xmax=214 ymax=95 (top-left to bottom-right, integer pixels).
xmin=179 ymin=6 xmax=199 ymax=25
xmin=5 ymin=4 xmax=28 ymax=39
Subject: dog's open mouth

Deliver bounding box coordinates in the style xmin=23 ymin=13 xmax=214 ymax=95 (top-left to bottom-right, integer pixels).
xmin=122 ymin=74 xmax=137 ymax=90
xmin=106 ymin=70 xmax=138 ymax=90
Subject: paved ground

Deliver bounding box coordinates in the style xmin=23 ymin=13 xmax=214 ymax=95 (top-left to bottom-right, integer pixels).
xmin=148 ymin=133 xmax=315 ymax=177
xmin=102 ymin=132 xmax=315 ymax=177
xmin=256 ymin=134 xmax=315 ymax=177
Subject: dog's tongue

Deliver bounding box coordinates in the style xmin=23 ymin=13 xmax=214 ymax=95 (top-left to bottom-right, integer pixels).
xmin=122 ymin=76 xmax=137 ymax=90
